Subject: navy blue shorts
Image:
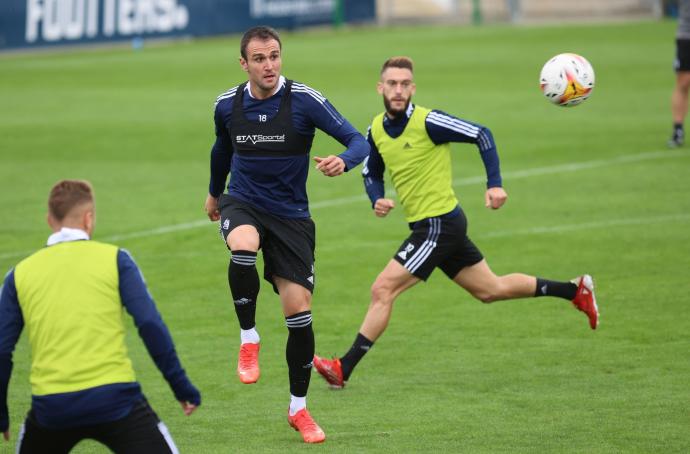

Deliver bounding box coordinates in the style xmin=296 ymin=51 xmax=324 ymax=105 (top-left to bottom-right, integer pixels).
xmin=394 ymin=207 xmax=483 ymax=281
xmin=17 ymin=400 xmax=177 ymax=454
xmin=219 ymin=195 xmax=315 ymax=294
xmin=674 ymin=39 xmax=690 ymax=72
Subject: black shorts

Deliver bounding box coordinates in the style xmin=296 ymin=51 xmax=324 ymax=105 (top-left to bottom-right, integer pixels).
xmin=674 ymin=39 xmax=690 ymax=72
xmin=219 ymin=195 xmax=315 ymax=293
xmin=393 ymin=207 xmax=483 ymax=281
xmin=16 ymin=399 xmax=177 ymax=454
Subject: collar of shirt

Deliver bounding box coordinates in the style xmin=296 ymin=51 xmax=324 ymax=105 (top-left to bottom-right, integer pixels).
xmin=382 ymin=103 xmax=416 ymax=138
xmin=405 ymin=102 xmax=414 ymax=118
xmin=46 ymin=227 xmax=90 ymax=246
xmin=245 ymin=75 xmax=286 ymax=100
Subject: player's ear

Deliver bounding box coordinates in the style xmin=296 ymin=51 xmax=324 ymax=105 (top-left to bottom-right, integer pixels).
xmin=376 ymin=81 xmax=384 ymax=95
xmin=84 ymin=207 xmax=95 ymax=236
xmin=410 ymin=82 xmax=416 ymax=96
xmin=239 ymin=57 xmax=248 ymax=72
xmin=47 ymin=212 xmax=58 ymax=231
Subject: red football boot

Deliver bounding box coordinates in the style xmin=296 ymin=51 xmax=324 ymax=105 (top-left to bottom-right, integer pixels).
xmin=571 ymin=275 xmax=599 ymax=330
xmin=313 ymin=355 xmax=345 ymax=389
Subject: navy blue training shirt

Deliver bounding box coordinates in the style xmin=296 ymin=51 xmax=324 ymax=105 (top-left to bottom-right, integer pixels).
xmin=209 ymin=76 xmax=370 ymax=218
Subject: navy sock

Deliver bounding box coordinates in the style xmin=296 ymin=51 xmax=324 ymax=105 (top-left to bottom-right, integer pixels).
xmin=228 ymin=250 xmax=259 ymax=330
xmin=286 ymin=311 xmax=314 ymax=397
xmin=673 ymin=123 xmax=684 ymax=140
xmin=535 ymin=278 xmax=577 ymax=300
xmin=340 ymin=333 xmax=374 ymax=381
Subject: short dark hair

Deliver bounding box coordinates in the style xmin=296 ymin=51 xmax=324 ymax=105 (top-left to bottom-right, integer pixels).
xmin=381 ymin=56 xmax=414 ymax=74
xmin=48 ymin=179 xmax=94 ymax=221
xmin=240 ymin=26 xmax=282 ymax=60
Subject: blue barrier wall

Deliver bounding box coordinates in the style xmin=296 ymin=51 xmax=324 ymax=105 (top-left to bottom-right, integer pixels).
xmin=0 ymin=0 xmax=375 ymax=50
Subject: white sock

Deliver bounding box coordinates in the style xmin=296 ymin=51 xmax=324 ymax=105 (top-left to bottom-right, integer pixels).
xmin=240 ymin=327 xmax=260 ymax=344
xmin=289 ymin=395 xmax=306 ymax=416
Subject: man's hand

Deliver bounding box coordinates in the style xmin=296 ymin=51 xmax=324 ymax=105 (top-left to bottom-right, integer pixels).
xmin=205 ymin=194 xmax=220 ymax=221
xmin=485 ymin=187 xmax=508 ymax=210
xmin=3 ymin=429 xmax=9 ymax=441
xmin=313 ymin=155 xmax=345 ymax=177
xmin=374 ymin=198 xmax=395 ymax=217
xmin=180 ymin=401 xmax=198 ymax=416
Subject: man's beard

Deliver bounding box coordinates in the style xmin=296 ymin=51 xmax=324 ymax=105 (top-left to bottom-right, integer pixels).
xmin=383 ymin=96 xmax=411 ymax=120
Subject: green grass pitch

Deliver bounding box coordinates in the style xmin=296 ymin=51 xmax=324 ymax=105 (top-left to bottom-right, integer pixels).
xmin=1 ymin=19 xmax=689 ymax=453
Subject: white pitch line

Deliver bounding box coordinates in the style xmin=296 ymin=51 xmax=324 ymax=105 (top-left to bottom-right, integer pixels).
xmin=476 ymin=213 xmax=690 ymax=239
xmin=0 ymin=149 xmax=687 ymax=262
xmin=306 ymin=149 xmax=688 ymax=210
xmin=105 ymin=220 xmax=209 ymax=242
xmin=317 ymin=213 xmax=690 ymax=253
xmin=468 ymin=149 xmax=687 ymax=186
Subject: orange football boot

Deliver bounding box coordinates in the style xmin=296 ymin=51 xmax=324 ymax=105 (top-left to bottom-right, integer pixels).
xmin=288 ymin=408 xmax=326 ymax=443
xmin=237 ymin=343 xmax=260 ymax=384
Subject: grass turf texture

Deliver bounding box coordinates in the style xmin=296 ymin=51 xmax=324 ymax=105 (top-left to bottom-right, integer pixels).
xmin=1 ymin=20 xmax=689 ymax=453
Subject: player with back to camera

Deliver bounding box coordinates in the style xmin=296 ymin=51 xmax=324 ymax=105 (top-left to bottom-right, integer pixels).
xmin=313 ymin=56 xmax=599 ymax=389
xmin=0 ymin=179 xmax=200 ymax=453
xmin=203 ymin=26 xmax=369 ymax=443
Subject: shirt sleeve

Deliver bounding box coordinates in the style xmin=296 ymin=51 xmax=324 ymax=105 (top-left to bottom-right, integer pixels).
xmin=362 ymin=126 xmax=386 ymax=207
xmin=0 ymin=270 xmax=23 ymax=432
xmin=117 ymin=250 xmax=200 ymax=406
xmin=333 ymin=119 xmax=370 ymax=172
xmin=293 ymin=87 xmax=370 ymax=171
xmin=209 ymin=101 xmax=234 ymax=198
xmin=425 ymin=110 xmax=502 ymax=188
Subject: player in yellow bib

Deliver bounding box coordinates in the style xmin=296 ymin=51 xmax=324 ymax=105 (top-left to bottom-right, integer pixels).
xmin=314 ymin=57 xmax=600 ymax=388
xmin=0 ymin=180 xmax=200 ymax=453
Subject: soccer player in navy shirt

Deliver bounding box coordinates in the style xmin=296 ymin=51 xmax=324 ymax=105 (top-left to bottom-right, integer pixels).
xmin=0 ymin=180 xmax=200 ymax=453
xmin=203 ymin=26 xmax=369 ymax=443
xmin=313 ymin=56 xmax=599 ymax=389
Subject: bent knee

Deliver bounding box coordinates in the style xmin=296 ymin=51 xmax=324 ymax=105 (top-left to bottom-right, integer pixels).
xmin=370 ymin=281 xmax=395 ymax=305
xmin=228 ymin=239 xmax=258 ymax=251
xmin=227 ymin=236 xmax=259 ymax=252
xmin=227 ymin=225 xmax=260 ymax=251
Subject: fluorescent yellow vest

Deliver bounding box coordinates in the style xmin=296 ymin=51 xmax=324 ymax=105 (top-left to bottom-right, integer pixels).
xmin=14 ymin=240 xmax=136 ymax=396
xmin=370 ymin=105 xmax=459 ymax=222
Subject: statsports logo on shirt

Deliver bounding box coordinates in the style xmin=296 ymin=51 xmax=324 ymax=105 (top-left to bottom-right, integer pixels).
xmin=236 ymin=134 xmax=286 ymax=144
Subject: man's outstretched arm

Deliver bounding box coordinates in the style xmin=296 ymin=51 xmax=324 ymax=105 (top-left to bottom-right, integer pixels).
xmin=296 ymin=89 xmax=370 ymax=175
xmin=425 ymin=110 xmax=506 ymax=209
xmin=117 ymin=250 xmax=201 ymax=414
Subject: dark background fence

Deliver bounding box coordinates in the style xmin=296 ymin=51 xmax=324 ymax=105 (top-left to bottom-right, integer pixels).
xmin=0 ymin=0 xmax=375 ymax=50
